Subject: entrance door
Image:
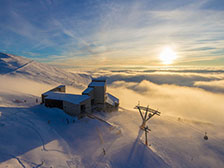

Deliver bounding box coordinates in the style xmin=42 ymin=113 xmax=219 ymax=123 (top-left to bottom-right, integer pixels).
xmin=80 ymin=105 xmax=86 ymax=114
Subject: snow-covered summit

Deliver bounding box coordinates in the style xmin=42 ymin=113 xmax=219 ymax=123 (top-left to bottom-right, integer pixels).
xmin=0 ymin=52 xmax=91 ymax=88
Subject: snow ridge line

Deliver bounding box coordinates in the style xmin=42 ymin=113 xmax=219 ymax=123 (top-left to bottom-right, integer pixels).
xmin=13 ymin=155 xmax=26 ymax=168
xmin=0 ymin=151 xmax=26 ymax=168
xmin=3 ymin=60 xmax=33 ymax=75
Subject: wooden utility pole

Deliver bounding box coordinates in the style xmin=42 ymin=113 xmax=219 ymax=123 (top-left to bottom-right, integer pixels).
xmin=144 ymin=126 xmax=151 ymax=146
xmin=134 ymin=104 xmax=161 ymax=129
xmin=134 ymin=103 xmax=161 ymax=145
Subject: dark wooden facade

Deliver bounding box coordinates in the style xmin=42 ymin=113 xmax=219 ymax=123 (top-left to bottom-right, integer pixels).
xmin=45 ymin=99 xmax=63 ymax=109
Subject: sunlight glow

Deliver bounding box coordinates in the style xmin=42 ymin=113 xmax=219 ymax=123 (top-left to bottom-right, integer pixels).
xmin=159 ymin=47 xmax=177 ymax=64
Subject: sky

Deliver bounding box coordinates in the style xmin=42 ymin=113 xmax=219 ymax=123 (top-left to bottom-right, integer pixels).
xmin=0 ymin=0 xmax=224 ymax=68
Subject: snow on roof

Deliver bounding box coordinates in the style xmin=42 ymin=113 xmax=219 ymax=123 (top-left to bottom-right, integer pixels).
xmin=106 ymin=93 xmax=119 ymax=106
xmin=42 ymin=90 xmax=52 ymax=96
xmin=44 ymin=92 xmax=90 ymax=104
xmin=82 ymin=87 xmax=93 ymax=94
xmin=88 ymin=81 xmax=105 ymax=87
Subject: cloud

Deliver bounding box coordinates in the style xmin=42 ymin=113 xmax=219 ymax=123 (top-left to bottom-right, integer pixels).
xmin=194 ymin=80 xmax=224 ymax=93
xmin=83 ymin=67 xmax=224 ymax=124
xmin=0 ymin=76 xmax=53 ymax=96
xmin=0 ymin=75 xmax=82 ymax=106
xmin=93 ymin=69 xmax=224 ymax=93
xmin=1 ymin=0 xmax=224 ymax=66
xmin=108 ymin=79 xmax=224 ymax=124
xmin=56 ymin=0 xmax=224 ymax=67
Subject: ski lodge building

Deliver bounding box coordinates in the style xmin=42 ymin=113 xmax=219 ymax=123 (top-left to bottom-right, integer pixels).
xmin=41 ymin=78 xmax=119 ymax=116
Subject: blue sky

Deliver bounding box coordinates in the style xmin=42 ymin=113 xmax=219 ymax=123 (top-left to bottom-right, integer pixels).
xmin=0 ymin=0 xmax=224 ymax=68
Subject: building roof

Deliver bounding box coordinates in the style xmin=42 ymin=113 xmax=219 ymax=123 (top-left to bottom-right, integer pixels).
xmin=92 ymin=77 xmax=107 ymax=82
xmin=88 ymin=81 xmax=105 ymax=87
xmin=42 ymin=90 xmax=53 ymax=96
xmin=56 ymin=85 xmax=65 ymax=88
xmin=42 ymin=85 xmax=65 ymax=95
xmin=44 ymin=92 xmax=90 ymax=104
xmin=82 ymin=87 xmax=93 ymax=94
xmin=106 ymin=93 xmax=119 ymax=106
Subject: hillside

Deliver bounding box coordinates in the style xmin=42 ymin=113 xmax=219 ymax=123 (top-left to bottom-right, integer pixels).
xmin=0 ymin=80 xmax=170 ymax=168
xmin=0 ymin=52 xmax=171 ymax=167
xmin=0 ymin=52 xmax=91 ymax=88
xmin=0 ymin=52 xmax=224 ymax=168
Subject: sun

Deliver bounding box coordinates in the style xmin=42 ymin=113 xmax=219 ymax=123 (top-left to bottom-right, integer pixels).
xmin=159 ymin=47 xmax=177 ymax=65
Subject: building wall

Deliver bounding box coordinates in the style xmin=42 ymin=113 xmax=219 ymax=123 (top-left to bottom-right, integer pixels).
xmin=41 ymin=94 xmax=47 ymax=103
xmin=45 ymin=99 xmax=63 ymax=109
xmin=93 ymin=103 xmax=105 ymax=112
xmin=80 ymin=98 xmax=91 ymax=113
xmin=63 ymin=101 xmax=80 ymax=116
xmin=83 ymin=88 xmax=94 ymax=105
xmin=93 ymin=85 xmax=106 ymax=104
xmin=105 ymin=102 xmax=119 ymax=112
xmin=63 ymin=98 xmax=91 ymax=116
xmin=50 ymin=85 xmax=65 ymax=92
xmin=82 ymin=88 xmax=94 ymax=100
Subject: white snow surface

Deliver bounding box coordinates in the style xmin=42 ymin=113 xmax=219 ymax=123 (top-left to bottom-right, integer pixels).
xmin=0 ymin=85 xmax=170 ymax=168
xmin=0 ymin=53 xmax=224 ymax=168
xmin=1 ymin=88 xmax=224 ymax=168
xmin=0 ymin=52 xmax=91 ymax=89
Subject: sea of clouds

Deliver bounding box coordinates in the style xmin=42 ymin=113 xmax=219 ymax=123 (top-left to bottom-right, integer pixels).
xmin=87 ymin=67 xmax=224 ymax=124
xmin=1 ymin=66 xmax=224 ymax=124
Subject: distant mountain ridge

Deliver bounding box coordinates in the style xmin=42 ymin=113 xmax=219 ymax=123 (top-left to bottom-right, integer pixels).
xmin=0 ymin=52 xmax=91 ymax=88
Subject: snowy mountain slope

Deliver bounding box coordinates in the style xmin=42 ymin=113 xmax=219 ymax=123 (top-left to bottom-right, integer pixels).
xmin=0 ymin=71 xmax=170 ymax=168
xmin=1 ymin=86 xmax=223 ymax=168
xmin=105 ymin=108 xmax=224 ymax=168
xmin=0 ymin=90 xmax=170 ymax=168
xmin=1 ymin=52 xmax=224 ymax=167
xmin=0 ymin=52 xmax=91 ymax=88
